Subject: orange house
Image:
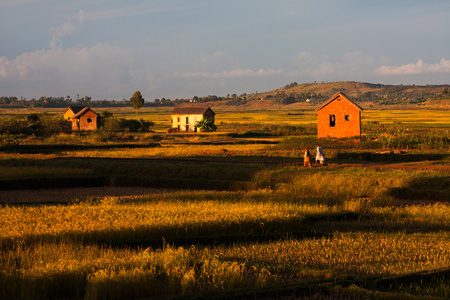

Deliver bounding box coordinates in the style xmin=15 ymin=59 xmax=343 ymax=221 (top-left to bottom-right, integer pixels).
xmin=64 ymin=106 xmax=98 ymax=131
xmin=64 ymin=106 xmax=85 ymax=121
xmin=316 ymin=92 xmax=363 ymax=138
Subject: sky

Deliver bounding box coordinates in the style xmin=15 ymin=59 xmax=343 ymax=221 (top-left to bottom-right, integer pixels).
xmin=1 ymin=0 xmax=450 ymax=101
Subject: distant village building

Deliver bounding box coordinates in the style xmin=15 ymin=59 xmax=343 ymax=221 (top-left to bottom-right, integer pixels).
xmin=64 ymin=106 xmax=98 ymax=131
xmin=316 ymin=92 xmax=363 ymax=138
xmin=171 ymin=107 xmax=215 ymax=132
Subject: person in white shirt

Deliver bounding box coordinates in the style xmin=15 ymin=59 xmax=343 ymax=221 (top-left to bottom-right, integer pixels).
xmin=315 ymin=144 xmax=324 ymax=164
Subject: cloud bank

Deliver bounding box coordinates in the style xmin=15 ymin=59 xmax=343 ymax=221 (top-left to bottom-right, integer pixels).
xmin=376 ymin=59 xmax=450 ymax=75
xmin=0 ymin=44 xmax=134 ymax=98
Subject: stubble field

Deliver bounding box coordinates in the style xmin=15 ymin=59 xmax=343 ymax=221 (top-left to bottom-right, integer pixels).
xmin=0 ymin=106 xmax=449 ymax=299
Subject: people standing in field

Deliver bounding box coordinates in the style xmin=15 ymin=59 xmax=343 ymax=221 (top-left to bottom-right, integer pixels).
xmin=303 ymin=147 xmax=312 ymax=168
xmin=316 ymin=144 xmax=324 ymax=164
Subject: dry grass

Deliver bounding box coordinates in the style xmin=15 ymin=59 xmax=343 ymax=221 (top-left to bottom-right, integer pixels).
xmin=0 ymin=187 xmax=170 ymax=204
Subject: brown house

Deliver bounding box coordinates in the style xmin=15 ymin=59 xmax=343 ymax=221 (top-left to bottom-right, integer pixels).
xmin=316 ymin=92 xmax=363 ymax=138
xmin=64 ymin=106 xmax=98 ymax=131
xmin=171 ymin=107 xmax=215 ymax=132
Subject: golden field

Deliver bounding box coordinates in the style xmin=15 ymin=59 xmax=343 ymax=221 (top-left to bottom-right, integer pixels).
xmin=0 ymin=106 xmax=449 ymax=299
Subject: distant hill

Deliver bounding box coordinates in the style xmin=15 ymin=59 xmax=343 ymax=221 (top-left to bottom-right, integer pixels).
xmin=192 ymin=81 xmax=450 ymax=109
xmin=254 ymin=81 xmax=450 ymax=106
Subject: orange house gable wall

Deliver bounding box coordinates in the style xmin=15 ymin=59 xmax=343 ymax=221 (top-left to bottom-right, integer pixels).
xmin=317 ymin=98 xmax=361 ymax=138
xmin=72 ymin=110 xmax=98 ymax=131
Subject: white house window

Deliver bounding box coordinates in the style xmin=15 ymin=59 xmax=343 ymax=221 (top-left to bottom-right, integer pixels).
xmin=329 ymin=115 xmax=336 ymax=127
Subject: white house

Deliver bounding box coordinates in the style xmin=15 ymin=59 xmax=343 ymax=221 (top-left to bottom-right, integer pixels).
xmin=171 ymin=107 xmax=215 ymax=132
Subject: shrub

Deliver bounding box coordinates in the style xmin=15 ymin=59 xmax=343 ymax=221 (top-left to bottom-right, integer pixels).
xmin=0 ymin=115 xmax=70 ymax=137
xmin=244 ymin=125 xmax=315 ymax=137
xmin=101 ymin=118 xmax=154 ymax=132
xmin=195 ymin=119 xmax=217 ymax=132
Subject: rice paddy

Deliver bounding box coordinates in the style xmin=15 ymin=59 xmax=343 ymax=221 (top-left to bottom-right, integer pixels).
xmin=0 ymin=107 xmax=449 ymax=299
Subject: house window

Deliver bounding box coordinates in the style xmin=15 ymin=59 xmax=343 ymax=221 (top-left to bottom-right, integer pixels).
xmin=177 ymin=117 xmax=180 ymax=122
xmin=87 ymin=118 xmax=92 ymax=123
xmin=186 ymin=125 xmax=189 ymax=131
xmin=345 ymin=115 xmax=351 ymax=121
xmin=329 ymin=115 xmax=336 ymax=127
xmin=186 ymin=116 xmax=189 ymax=123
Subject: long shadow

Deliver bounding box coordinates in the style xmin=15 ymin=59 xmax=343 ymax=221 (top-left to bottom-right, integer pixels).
xmin=0 ymin=155 xmax=304 ymax=193
xmin=0 ymin=213 xmax=356 ymax=251
xmin=367 ymin=266 xmax=450 ymax=293
xmin=0 ymin=138 xmax=280 ymax=155
xmin=172 ymin=140 xmax=279 ymax=146
xmin=0 ymin=143 xmax=161 ymax=154
xmin=387 ymin=176 xmax=450 ymax=202
xmin=335 ymin=151 xmax=449 ymax=163
xmin=0 ymin=155 xmax=264 ymax=190
xmin=3 ymin=210 xmax=450 ymax=251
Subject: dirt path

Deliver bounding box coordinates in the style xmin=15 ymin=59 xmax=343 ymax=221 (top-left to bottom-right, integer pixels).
xmin=318 ymin=163 xmax=450 ymax=170
xmin=1 ymin=153 xmax=450 ymax=170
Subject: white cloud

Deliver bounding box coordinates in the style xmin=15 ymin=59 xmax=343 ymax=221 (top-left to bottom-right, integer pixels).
xmin=376 ymin=58 xmax=450 ymax=75
xmin=49 ymin=21 xmax=78 ymax=48
xmin=0 ymin=44 xmax=135 ymax=98
xmin=175 ymin=51 xmax=283 ymax=79
xmin=48 ymin=10 xmax=85 ymax=49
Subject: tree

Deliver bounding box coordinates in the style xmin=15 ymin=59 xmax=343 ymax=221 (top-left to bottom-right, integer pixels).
xmin=26 ymin=113 xmax=40 ymax=124
xmin=195 ymin=118 xmax=217 ymax=132
xmin=130 ymin=91 xmax=145 ymax=118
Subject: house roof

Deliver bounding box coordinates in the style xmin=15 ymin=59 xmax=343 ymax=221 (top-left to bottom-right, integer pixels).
xmin=66 ymin=106 xmax=86 ymax=115
xmin=315 ymin=92 xmax=363 ymax=112
xmin=171 ymin=107 xmax=215 ymax=115
xmin=71 ymin=107 xmax=97 ymax=119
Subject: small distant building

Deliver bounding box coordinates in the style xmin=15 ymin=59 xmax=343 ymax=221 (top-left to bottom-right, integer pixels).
xmin=64 ymin=106 xmax=98 ymax=131
xmin=316 ymin=92 xmax=363 ymax=138
xmin=171 ymin=107 xmax=215 ymax=132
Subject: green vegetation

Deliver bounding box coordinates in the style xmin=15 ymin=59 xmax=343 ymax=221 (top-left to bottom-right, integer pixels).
xmin=195 ymin=118 xmax=217 ymax=132
xmin=0 ymin=113 xmax=70 ymax=136
xmin=129 ymin=91 xmax=145 ymax=118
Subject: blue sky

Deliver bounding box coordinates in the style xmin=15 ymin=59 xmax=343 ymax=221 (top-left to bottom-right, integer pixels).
xmin=1 ymin=0 xmax=450 ymax=100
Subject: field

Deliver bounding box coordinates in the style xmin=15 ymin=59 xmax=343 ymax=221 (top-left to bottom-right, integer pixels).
xmin=1 ymin=106 xmax=449 ymax=299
